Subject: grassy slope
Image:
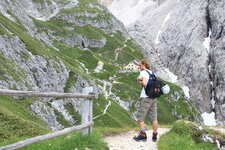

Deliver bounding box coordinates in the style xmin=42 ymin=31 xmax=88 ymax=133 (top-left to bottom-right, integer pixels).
xmin=158 ymin=120 xmax=218 ymax=150
xmin=0 ymin=2 xmax=140 ymax=148
xmin=0 ymin=96 xmax=49 ymax=147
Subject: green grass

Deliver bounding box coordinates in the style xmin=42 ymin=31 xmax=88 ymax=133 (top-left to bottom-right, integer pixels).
xmin=22 ymin=130 xmax=108 ymax=150
xmin=91 ymin=32 xmax=143 ymax=64
xmin=74 ymin=25 xmax=106 ymax=40
xmin=156 ymin=81 xmax=198 ymax=125
xmin=53 ymin=107 xmax=72 ymax=128
xmin=0 ymin=54 xmax=23 ymax=82
xmin=0 ymin=97 xmax=49 ymax=147
xmin=0 ymin=14 xmax=48 ymax=56
xmin=64 ymin=71 xmax=77 ymax=93
xmin=32 ymin=0 xmax=52 ymax=4
xmin=93 ymin=95 xmax=136 ymax=128
xmin=0 ymin=27 xmax=5 ymax=35
xmin=157 ymin=95 xmax=177 ymax=124
xmin=159 ymin=132 xmax=217 ymax=150
xmin=64 ymin=103 xmax=81 ymax=125
xmin=158 ymin=120 xmax=218 ymax=150
xmin=112 ymin=72 xmax=140 ymax=102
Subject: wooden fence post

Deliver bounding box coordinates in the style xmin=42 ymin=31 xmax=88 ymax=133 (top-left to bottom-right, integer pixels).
xmin=81 ymin=87 xmax=93 ymax=136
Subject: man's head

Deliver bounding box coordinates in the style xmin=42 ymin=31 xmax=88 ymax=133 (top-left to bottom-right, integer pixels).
xmin=139 ymin=59 xmax=150 ymax=71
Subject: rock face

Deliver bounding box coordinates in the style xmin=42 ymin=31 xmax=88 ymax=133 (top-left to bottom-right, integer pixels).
xmin=209 ymin=1 xmax=225 ymax=125
xmin=0 ymin=0 xmax=120 ymax=130
xmin=128 ymin=0 xmax=178 ymax=68
xmin=128 ymin=0 xmax=225 ymax=124
xmin=0 ymin=35 xmax=69 ymax=92
xmin=0 ymin=0 xmax=133 ymax=130
xmin=0 ymin=34 xmax=71 ymax=130
xmin=157 ymin=0 xmax=211 ymax=113
xmin=99 ymin=0 xmax=113 ymax=6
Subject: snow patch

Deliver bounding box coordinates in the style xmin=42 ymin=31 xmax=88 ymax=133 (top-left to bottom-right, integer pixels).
xmin=155 ymin=11 xmax=171 ymax=44
xmin=203 ymin=29 xmax=212 ymax=53
xmin=181 ymin=86 xmax=190 ymax=99
xmin=201 ymin=112 xmax=217 ymax=126
xmin=163 ymin=68 xmax=178 ymax=83
xmin=156 ymin=67 xmax=178 ymax=83
xmin=211 ymin=98 xmax=215 ymax=109
xmin=155 ymin=30 xmax=162 ymax=44
xmin=162 ymin=12 xmax=171 ymax=26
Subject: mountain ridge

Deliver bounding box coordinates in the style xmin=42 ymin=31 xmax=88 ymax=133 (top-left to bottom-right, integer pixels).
xmin=104 ymin=0 xmax=225 ymax=125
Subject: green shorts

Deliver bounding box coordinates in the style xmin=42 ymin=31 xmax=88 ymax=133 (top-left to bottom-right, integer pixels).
xmin=136 ymin=97 xmax=157 ymax=122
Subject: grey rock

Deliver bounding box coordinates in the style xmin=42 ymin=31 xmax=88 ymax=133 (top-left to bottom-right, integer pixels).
xmin=0 ymin=35 xmax=69 ymax=92
xmin=51 ymin=100 xmax=76 ymax=125
xmin=31 ymin=101 xmax=63 ymax=131
xmin=0 ymin=0 xmax=131 ymax=130
xmin=157 ymin=0 xmax=168 ymax=5
xmin=54 ymin=33 xmax=106 ymax=49
xmin=209 ymin=1 xmax=225 ymax=124
xmin=128 ymin=0 xmax=178 ymax=68
xmin=156 ymin=0 xmax=211 ymax=113
xmin=129 ymin=0 xmax=225 ymax=124
xmin=0 ymin=0 xmax=37 ymax=35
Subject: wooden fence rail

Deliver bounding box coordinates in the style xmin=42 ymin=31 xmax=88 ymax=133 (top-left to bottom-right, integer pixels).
xmin=0 ymin=122 xmax=93 ymax=150
xmin=0 ymin=87 xmax=97 ymax=150
xmin=0 ymin=89 xmax=97 ymax=99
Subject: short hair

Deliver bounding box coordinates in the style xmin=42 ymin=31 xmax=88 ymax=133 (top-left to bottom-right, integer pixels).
xmin=140 ymin=59 xmax=150 ymax=69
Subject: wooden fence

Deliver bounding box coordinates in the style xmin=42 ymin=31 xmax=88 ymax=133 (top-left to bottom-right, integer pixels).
xmin=0 ymin=87 xmax=98 ymax=150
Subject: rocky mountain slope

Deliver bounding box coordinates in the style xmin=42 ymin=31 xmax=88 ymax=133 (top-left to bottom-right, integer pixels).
xmin=107 ymin=0 xmax=225 ymax=125
xmin=0 ymin=0 xmax=142 ymax=131
xmin=0 ymin=1 xmax=199 ymax=144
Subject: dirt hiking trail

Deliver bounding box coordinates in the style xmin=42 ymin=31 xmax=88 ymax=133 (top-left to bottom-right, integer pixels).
xmin=104 ymin=128 xmax=170 ymax=150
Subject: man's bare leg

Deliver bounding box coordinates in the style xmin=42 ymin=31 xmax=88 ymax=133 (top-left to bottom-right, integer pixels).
xmin=152 ymin=120 xmax=158 ymax=132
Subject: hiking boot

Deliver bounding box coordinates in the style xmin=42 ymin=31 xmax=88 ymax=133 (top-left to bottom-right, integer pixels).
xmin=133 ymin=131 xmax=147 ymax=142
xmin=152 ymin=132 xmax=158 ymax=142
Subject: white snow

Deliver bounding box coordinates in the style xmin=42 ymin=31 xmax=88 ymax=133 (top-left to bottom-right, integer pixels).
xmin=162 ymin=12 xmax=171 ymax=26
xmin=155 ymin=11 xmax=171 ymax=44
xmin=155 ymin=30 xmax=162 ymax=44
xmin=107 ymin=0 xmax=156 ymax=26
xmin=203 ymin=29 xmax=212 ymax=53
xmin=211 ymin=98 xmax=215 ymax=109
xmin=163 ymin=68 xmax=178 ymax=83
xmin=201 ymin=112 xmax=217 ymax=126
xmin=181 ymin=86 xmax=190 ymax=99
xmin=211 ymin=90 xmax=215 ymax=109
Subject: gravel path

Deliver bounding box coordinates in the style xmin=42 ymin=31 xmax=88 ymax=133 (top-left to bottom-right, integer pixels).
xmin=104 ymin=128 xmax=170 ymax=150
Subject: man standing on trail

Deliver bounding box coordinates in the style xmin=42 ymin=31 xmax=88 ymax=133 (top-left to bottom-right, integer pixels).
xmin=133 ymin=59 xmax=158 ymax=142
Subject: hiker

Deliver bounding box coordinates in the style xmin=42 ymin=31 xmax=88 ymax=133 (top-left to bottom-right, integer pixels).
xmin=133 ymin=59 xmax=158 ymax=142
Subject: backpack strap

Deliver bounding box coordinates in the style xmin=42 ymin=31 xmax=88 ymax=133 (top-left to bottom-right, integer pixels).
xmin=145 ymin=70 xmax=156 ymax=80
